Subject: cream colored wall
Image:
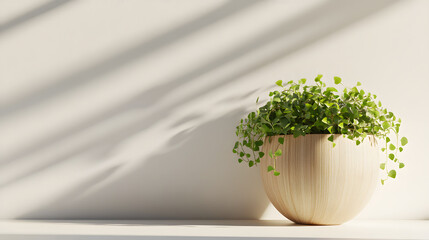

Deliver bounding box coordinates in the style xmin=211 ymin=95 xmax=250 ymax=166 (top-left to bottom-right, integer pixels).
xmin=1 ymin=0 xmax=428 ymax=219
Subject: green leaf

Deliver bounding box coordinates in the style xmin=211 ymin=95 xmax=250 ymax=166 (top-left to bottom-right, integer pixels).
xmin=278 ymin=137 xmax=284 ymax=144
xmin=388 ymin=170 xmax=396 ymax=178
xmin=322 ymin=117 xmax=329 ymax=124
xmin=389 ymin=153 xmax=395 ymax=160
xmin=374 ymin=126 xmax=381 ymax=132
xmin=382 ymin=122 xmax=390 ymax=130
xmin=275 ymin=80 xmax=283 ymax=87
xmin=326 ymin=87 xmax=338 ymax=92
xmin=274 ymin=171 xmax=280 ymax=176
xmin=334 ymin=76 xmax=342 ymax=84
xmin=399 ymin=147 xmax=403 ymax=152
xmin=238 ymin=158 xmax=243 ymax=163
xmin=400 ymin=137 xmax=408 ymax=146
xmin=389 ymin=144 xmax=396 ymax=151
xmin=299 ymin=78 xmax=307 ymax=84
xmin=380 ymin=163 xmax=385 ymax=170
xmin=261 ymin=124 xmax=271 ymax=133
xmin=267 ymin=165 xmax=274 ymax=172
xmin=356 ymin=140 xmax=361 ymax=145
xmin=315 ymin=74 xmax=323 ymax=82
xmin=357 ymin=81 xmax=362 ymax=86
xmin=248 ymin=161 xmax=254 ymax=167
xmin=327 ymin=126 xmax=333 ymax=133
xmin=275 ymin=149 xmax=282 ymax=156
xmin=234 ymin=141 xmax=239 ymax=149
xmin=381 ymin=179 xmax=385 ymax=185
xmin=256 ymin=97 xmax=259 ymax=103
xmin=273 ymin=97 xmax=281 ymax=102
xmin=328 ymin=135 xmax=334 ymax=142
xmin=269 ymin=150 xmax=273 ymax=158
xmin=255 ymin=140 xmax=263 ymax=146
xmin=338 ymin=122 xmax=344 ymax=128
xmin=259 ymin=152 xmax=265 ymax=158
xmin=386 ymin=137 xmax=390 ymax=143
xmin=246 ymin=153 xmax=251 ymax=158
xmin=240 ymin=152 xmax=245 ymax=157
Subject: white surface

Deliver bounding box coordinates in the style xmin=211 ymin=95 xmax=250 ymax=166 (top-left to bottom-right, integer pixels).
xmin=0 ymin=220 xmax=428 ymax=240
xmin=1 ymin=0 xmax=429 ymax=220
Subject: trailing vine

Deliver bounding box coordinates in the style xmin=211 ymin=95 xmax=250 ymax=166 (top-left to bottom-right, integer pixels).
xmin=233 ymin=75 xmax=408 ymax=184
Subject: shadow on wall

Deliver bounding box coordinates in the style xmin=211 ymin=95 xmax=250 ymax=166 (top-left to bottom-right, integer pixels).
xmin=0 ymin=0 xmax=261 ymax=169
xmin=0 ymin=0 xmax=74 ymax=36
xmin=19 ymin=110 xmax=270 ymax=219
xmin=4 ymin=0 xmax=400 ymax=219
xmin=0 ymin=0 xmax=262 ymax=118
xmin=1 ymin=0 xmax=399 ymax=178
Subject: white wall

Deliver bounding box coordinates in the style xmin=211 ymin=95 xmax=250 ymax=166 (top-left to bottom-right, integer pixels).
xmin=1 ymin=0 xmax=428 ymax=220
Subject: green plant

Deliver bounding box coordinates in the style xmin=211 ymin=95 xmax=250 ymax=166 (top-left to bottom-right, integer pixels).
xmin=233 ymin=75 xmax=408 ymax=184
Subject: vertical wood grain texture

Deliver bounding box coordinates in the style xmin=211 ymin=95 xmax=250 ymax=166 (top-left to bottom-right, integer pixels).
xmin=260 ymin=134 xmax=379 ymax=225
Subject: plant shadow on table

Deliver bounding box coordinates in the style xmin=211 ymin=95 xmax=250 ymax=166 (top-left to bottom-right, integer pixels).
xmin=0 ymin=236 xmax=393 ymax=240
xmin=31 ymin=219 xmax=301 ymax=227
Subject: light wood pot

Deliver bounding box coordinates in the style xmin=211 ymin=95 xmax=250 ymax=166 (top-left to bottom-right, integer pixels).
xmin=260 ymin=134 xmax=379 ymax=225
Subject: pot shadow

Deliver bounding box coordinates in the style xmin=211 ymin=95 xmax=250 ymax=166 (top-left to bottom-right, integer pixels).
xmin=23 ymin=219 xmax=300 ymax=227
xmin=0 ymin=235 xmax=389 ymax=240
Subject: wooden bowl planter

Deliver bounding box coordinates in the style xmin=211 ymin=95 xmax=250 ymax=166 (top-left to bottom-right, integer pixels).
xmin=260 ymin=134 xmax=379 ymax=225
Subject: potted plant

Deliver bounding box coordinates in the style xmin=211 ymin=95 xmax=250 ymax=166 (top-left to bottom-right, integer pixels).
xmin=233 ymin=75 xmax=408 ymax=225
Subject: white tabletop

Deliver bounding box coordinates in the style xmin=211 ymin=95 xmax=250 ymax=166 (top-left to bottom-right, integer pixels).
xmin=0 ymin=219 xmax=428 ymax=240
